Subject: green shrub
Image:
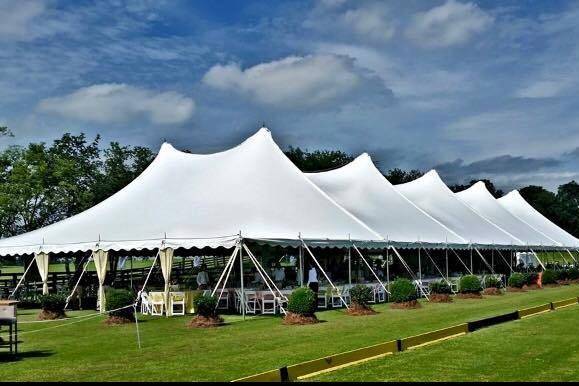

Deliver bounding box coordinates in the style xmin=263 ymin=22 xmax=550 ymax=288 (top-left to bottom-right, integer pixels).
xmin=459 ymin=275 xmax=482 ymax=294
xmin=567 ymin=267 xmax=579 ymax=280
xmin=429 ymin=280 xmax=452 ymax=294
xmin=287 ymin=287 xmax=317 ymax=316
xmin=389 ymin=278 xmax=417 ymax=303
xmin=508 ymin=273 xmax=525 ymax=288
xmin=38 ymin=293 xmax=67 ymax=314
xmin=484 ymin=275 xmax=501 ymax=289
xmin=106 ymin=288 xmax=135 ymax=320
xmin=523 ymin=272 xmax=538 ymax=286
xmin=193 ymin=294 xmax=218 ymax=318
xmin=541 ymin=269 xmax=558 ymax=285
xmin=349 ymin=284 xmax=373 ymax=307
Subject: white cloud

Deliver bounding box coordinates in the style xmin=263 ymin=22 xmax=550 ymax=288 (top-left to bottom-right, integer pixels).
xmin=38 ymin=84 xmax=195 ymax=125
xmin=406 ymin=0 xmax=493 ymax=48
xmin=342 ymin=5 xmax=395 ymax=42
xmin=202 ymin=55 xmax=366 ymax=108
xmin=515 ymin=80 xmax=569 ymax=99
xmin=0 ymin=0 xmax=46 ymax=41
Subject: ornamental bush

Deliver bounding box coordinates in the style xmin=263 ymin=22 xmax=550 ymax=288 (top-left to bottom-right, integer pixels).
xmin=458 ymin=275 xmax=482 ymax=294
xmin=484 ymin=275 xmax=501 ymax=289
xmin=541 ymin=269 xmax=558 ymax=285
xmin=508 ymin=273 xmax=525 ymax=288
xmin=287 ymin=287 xmax=317 ymax=316
xmin=429 ymin=280 xmax=452 ymax=294
xmin=193 ymin=294 xmax=218 ymax=318
xmin=38 ymin=293 xmax=67 ymax=314
xmin=349 ymin=284 xmax=373 ymax=307
xmin=389 ymin=278 xmax=417 ymax=303
xmin=523 ymin=272 xmax=538 ymax=286
xmin=105 ymin=288 xmax=135 ymax=320
xmin=567 ymin=267 xmax=579 ymax=280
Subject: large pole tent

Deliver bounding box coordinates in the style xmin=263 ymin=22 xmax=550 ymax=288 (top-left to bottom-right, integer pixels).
xmin=498 ymin=190 xmax=579 ymax=249
xmin=0 ymin=128 xmax=386 ymax=309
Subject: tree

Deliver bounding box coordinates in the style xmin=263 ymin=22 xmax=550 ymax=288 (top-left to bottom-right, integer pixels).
xmin=384 ymin=168 xmax=424 ymax=184
xmin=284 ymin=146 xmax=354 ymax=172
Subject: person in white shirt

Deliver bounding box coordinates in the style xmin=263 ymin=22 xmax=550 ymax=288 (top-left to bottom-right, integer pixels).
xmin=196 ymin=264 xmax=210 ymax=290
xmin=272 ymin=263 xmax=285 ymax=284
xmin=307 ymin=264 xmax=319 ymax=295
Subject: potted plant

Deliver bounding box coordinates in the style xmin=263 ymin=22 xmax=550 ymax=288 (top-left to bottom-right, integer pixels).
xmin=482 ymin=276 xmax=503 ymax=295
xmin=283 ymin=287 xmax=318 ymax=325
xmin=38 ymin=293 xmax=67 ymax=320
xmin=457 ymin=275 xmax=482 ymax=299
xmin=428 ymin=280 xmax=453 ymax=302
xmin=105 ymin=288 xmax=135 ymax=325
xmin=188 ymin=293 xmax=223 ymax=328
xmin=389 ymin=278 xmax=419 ymax=309
xmin=507 ymin=272 xmax=526 ymax=291
xmin=347 ymin=284 xmax=377 ymax=315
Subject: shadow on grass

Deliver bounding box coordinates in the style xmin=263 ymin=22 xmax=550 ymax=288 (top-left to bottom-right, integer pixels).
xmin=0 ymin=349 xmax=54 ymax=362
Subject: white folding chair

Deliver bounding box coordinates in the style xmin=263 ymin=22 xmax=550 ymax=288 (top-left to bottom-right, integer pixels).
xmin=217 ymin=290 xmax=229 ymax=310
xmin=234 ymin=289 xmax=242 ymax=313
xmin=261 ymin=292 xmax=277 ymax=314
xmin=170 ymin=292 xmax=185 ymax=316
xmin=150 ymin=292 xmax=165 ymax=316
xmin=317 ymin=288 xmax=328 ymax=309
xmin=374 ymin=284 xmax=386 ymax=303
xmin=244 ymin=290 xmax=259 ymax=314
xmin=140 ymin=291 xmax=152 ymax=315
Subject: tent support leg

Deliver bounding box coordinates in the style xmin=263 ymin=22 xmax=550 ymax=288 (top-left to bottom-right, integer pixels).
xmin=348 ymin=246 xmax=352 ymax=286
xmin=386 ymin=247 xmax=390 ymax=300
xmin=566 ymin=249 xmax=577 ymax=264
xmin=529 ymin=248 xmax=546 ymax=270
xmin=418 ymin=247 xmax=422 ymax=283
xmin=470 ymin=247 xmax=473 ymax=273
xmin=391 ymin=246 xmax=429 ymax=301
xmin=449 ymin=248 xmax=473 ymax=275
xmin=445 ymin=246 xmax=449 ymax=281
xmin=557 ymin=250 xmax=569 ymax=265
xmin=494 ymin=248 xmax=513 ymax=273
xmin=301 ymin=239 xmax=349 ymax=309
xmin=9 ymin=257 xmax=35 ymax=299
xmin=420 ymin=245 xmax=455 ymax=292
xmin=298 ymin=245 xmax=304 ymax=287
xmin=352 ymin=244 xmax=389 ymax=294
xmin=239 ymin=245 xmax=246 ymax=321
xmin=474 ymin=248 xmax=496 ymax=275
xmin=211 ymin=244 xmax=240 ymax=297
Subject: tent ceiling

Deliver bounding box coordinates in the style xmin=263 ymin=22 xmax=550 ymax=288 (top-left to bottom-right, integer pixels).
xmin=306 ymin=154 xmax=466 ymax=246
xmin=0 ymin=128 xmax=383 ymax=256
xmin=456 ymin=182 xmax=560 ymax=247
xmin=394 ymin=170 xmax=522 ymax=247
xmin=498 ymin=190 xmax=579 ymax=248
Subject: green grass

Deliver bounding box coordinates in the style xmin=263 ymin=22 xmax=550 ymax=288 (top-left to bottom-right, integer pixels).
xmin=0 ymin=285 xmax=578 ymax=381
xmin=313 ymin=304 xmax=579 ymax=382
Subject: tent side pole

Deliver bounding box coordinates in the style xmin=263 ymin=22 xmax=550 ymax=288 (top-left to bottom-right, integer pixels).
xmin=566 ymin=249 xmax=577 ymax=264
xmin=9 ymin=256 xmax=36 ymax=299
xmin=494 ymin=247 xmax=513 ymax=273
xmin=65 ymin=251 xmax=93 ymax=309
xmin=386 ymin=247 xmax=390 ymax=300
xmin=211 ymin=245 xmax=239 ymax=297
xmin=352 ymin=244 xmax=389 ymax=294
xmin=470 ymin=247 xmax=473 ymax=273
xmin=298 ymin=244 xmax=304 ymax=287
xmin=418 ymin=247 xmax=422 ymax=283
xmin=348 ymin=246 xmax=352 ymax=286
xmin=391 ymin=246 xmax=429 ymax=300
xmin=529 ymin=248 xmax=546 ymax=270
xmin=449 ymin=247 xmax=473 ymax=275
xmin=421 ymin=245 xmax=455 ymax=292
xmin=474 ymin=248 xmax=495 ymax=275
xmin=301 ymin=239 xmax=349 ymax=309
xmin=239 ymin=244 xmax=246 ymax=320
xmin=445 ymin=246 xmax=449 ymax=280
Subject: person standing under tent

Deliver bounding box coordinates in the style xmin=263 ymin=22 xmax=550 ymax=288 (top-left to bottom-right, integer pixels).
xmin=307 ymin=264 xmax=319 ymax=295
xmin=196 ymin=264 xmax=210 ymax=290
xmin=272 ymin=262 xmax=285 ymax=285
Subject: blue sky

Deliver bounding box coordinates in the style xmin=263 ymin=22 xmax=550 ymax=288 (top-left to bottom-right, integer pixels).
xmin=1 ymin=0 xmax=579 ymax=191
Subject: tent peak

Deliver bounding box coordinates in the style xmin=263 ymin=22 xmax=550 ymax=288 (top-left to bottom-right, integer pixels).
xmin=159 ymin=142 xmax=178 ymax=154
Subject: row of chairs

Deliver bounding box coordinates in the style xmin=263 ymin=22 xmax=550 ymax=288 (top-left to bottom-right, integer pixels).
xmin=140 ymin=291 xmax=186 ymax=316
xmin=317 ymin=284 xmax=387 ymax=309
xmin=232 ymin=290 xmax=288 ymax=315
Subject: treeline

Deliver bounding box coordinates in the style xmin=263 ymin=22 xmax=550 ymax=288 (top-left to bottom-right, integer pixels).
xmin=0 ymin=133 xmax=577 ymax=239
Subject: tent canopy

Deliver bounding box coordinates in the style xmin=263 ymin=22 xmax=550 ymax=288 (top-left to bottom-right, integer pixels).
xmin=498 ymin=190 xmax=579 ymax=248
xmin=306 ymin=153 xmax=466 ymax=247
xmin=395 ymin=170 xmax=522 ymax=247
xmin=0 ymin=128 xmax=384 ymax=256
xmin=456 ymin=182 xmax=560 ymax=248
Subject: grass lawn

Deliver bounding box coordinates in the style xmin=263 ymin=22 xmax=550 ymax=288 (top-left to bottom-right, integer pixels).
xmin=0 ymin=285 xmax=577 ymax=381
xmin=312 ymin=304 xmax=579 ymax=382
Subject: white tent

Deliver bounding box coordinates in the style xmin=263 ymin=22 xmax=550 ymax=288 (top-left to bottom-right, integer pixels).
xmin=456 ymin=182 xmax=560 ymax=248
xmin=498 ymin=190 xmax=579 ymax=248
xmin=0 ymin=128 xmax=383 ymax=257
xmin=306 ymin=154 xmax=466 ymax=247
xmin=394 ymin=170 xmax=522 ymax=247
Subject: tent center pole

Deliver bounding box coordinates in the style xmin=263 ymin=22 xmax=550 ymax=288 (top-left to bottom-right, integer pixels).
xmin=418 ymin=247 xmax=422 ymax=282
xmin=386 ymin=247 xmax=390 ymax=301
xmin=348 ymin=246 xmax=352 ymax=286
xmin=445 ymin=246 xmax=449 ymax=280
xmin=239 ymin=242 xmax=246 ymax=320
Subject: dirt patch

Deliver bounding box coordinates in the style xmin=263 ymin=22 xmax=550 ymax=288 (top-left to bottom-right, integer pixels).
xmin=390 ymin=300 xmax=421 ymax=309
xmin=507 ymin=286 xmax=526 ymax=292
xmin=482 ymin=288 xmax=503 ymax=296
xmin=429 ymin=293 xmax=453 ymax=303
xmin=570 ymin=279 xmax=579 ymax=285
xmin=456 ymin=292 xmax=483 ymax=299
xmin=104 ymin=316 xmax=134 ymax=325
xmin=542 ymin=283 xmax=560 ymax=288
xmin=556 ymin=280 xmax=571 ymax=286
xmin=38 ymin=309 xmax=66 ymax=320
xmin=282 ymin=312 xmax=319 ymax=325
xmin=523 ymin=284 xmax=542 ymax=290
xmin=346 ymin=303 xmax=378 ymax=316
xmin=187 ymin=315 xmax=225 ymax=328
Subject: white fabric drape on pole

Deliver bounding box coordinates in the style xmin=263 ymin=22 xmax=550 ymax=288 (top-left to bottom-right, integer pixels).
xmin=159 ymin=248 xmax=174 ymax=316
xmin=93 ymin=249 xmax=109 ymax=312
xmin=34 ymin=252 xmax=50 ymax=295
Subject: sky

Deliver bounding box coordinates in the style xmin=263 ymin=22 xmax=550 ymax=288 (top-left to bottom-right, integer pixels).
xmin=1 ymin=0 xmax=579 ymax=192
